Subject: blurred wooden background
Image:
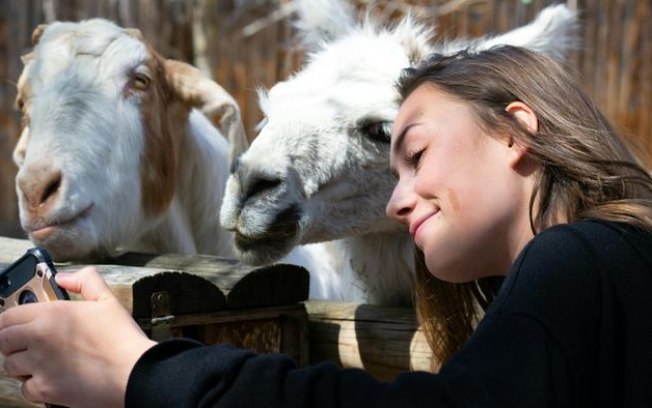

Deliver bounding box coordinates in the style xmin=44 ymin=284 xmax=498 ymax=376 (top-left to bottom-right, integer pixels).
xmin=0 ymin=0 xmax=650 ymax=239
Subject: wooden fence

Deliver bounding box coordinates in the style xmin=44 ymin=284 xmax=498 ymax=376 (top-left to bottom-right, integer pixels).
xmin=0 ymin=235 xmax=432 ymax=407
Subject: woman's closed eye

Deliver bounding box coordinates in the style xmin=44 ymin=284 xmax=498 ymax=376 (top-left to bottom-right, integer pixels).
xmin=405 ymin=147 xmax=425 ymax=170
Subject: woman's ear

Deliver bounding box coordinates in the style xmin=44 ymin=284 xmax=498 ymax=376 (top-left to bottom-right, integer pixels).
xmin=506 ymin=101 xmax=538 ymax=134
xmin=504 ymin=101 xmax=537 ymax=167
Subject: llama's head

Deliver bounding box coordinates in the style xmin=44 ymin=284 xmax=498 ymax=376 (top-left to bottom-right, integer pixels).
xmin=220 ymin=0 xmax=578 ymax=266
xmin=14 ymin=19 xmax=245 ymax=261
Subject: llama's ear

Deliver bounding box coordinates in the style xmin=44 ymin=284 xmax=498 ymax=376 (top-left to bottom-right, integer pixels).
xmin=292 ymin=0 xmax=358 ymax=51
xmin=473 ymin=4 xmax=580 ymax=61
xmin=164 ymin=59 xmax=249 ymax=164
xmin=125 ymin=27 xmax=144 ymax=41
xmin=31 ymin=24 xmax=48 ymax=46
xmin=393 ymin=14 xmax=434 ymax=66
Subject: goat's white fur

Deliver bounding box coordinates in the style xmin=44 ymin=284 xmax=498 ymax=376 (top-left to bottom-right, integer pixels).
xmin=13 ymin=19 xmax=249 ymax=262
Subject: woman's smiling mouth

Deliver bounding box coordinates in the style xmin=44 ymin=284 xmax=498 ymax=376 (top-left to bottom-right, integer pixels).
xmin=409 ymin=209 xmax=440 ymax=242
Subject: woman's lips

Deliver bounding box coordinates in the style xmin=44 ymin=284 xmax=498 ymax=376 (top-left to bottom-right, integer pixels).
xmin=409 ymin=209 xmax=440 ymax=241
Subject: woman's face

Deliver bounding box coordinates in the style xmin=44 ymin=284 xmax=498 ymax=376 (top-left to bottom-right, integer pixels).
xmin=386 ymin=84 xmax=536 ymax=282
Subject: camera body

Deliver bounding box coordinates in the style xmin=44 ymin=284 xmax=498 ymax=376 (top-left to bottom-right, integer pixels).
xmin=0 ymin=247 xmax=69 ymax=311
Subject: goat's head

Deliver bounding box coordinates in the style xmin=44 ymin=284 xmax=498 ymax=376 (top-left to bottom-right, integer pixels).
xmin=14 ymin=19 xmax=245 ymax=261
xmin=220 ymin=0 xmax=578 ymax=266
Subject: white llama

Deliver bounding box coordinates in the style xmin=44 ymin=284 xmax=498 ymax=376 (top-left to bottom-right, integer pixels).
xmin=220 ymin=0 xmax=579 ymax=305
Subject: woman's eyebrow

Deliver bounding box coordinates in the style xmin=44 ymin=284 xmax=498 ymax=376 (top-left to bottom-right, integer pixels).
xmin=392 ymin=123 xmax=417 ymax=156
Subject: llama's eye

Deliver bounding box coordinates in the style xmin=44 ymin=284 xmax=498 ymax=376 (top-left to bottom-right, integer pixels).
xmin=360 ymin=121 xmax=392 ymax=144
xmin=132 ymin=72 xmax=151 ymax=91
xmin=15 ymin=97 xmax=24 ymax=111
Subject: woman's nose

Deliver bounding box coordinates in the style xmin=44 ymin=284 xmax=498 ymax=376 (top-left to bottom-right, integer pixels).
xmin=385 ymin=182 xmax=415 ymax=224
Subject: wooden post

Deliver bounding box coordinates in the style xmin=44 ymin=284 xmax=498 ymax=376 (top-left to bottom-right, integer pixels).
xmin=305 ymin=300 xmax=435 ymax=382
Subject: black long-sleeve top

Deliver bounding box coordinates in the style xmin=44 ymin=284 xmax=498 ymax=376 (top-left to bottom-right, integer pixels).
xmin=125 ymin=219 xmax=652 ymax=407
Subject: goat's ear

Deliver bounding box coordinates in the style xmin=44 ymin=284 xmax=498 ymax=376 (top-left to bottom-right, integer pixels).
xmin=31 ymin=24 xmax=48 ymax=46
xmin=471 ymin=4 xmax=580 ymax=62
xmin=164 ymin=59 xmax=249 ymax=163
xmin=292 ymin=0 xmax=357 ymax=51
xmin=13 ymin=127 xmax=30 ymax=167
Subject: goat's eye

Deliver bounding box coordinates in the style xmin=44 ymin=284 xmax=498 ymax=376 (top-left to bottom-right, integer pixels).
xmin=15 ymin=97 xmax=24 ymax=111
xmin=132 ymin=72 xmax=151 ymax=91
xmin=360 ymin=121 xmax=392 ymax=144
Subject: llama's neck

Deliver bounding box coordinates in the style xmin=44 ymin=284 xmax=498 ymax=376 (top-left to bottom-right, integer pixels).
xmin=317 ymin=228 xmax=415 ymax=306
xmin=135 ymin=110 xmax=234 ymax=257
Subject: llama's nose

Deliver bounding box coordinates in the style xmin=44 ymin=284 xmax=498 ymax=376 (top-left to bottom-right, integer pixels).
xmin=17 ymin=163 xmax=63 ymax=211
xmin=235 ymin=162 xmax=283 ymax=203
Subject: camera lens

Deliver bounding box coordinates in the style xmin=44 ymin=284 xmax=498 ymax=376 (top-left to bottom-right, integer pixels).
xmin=19 ymin=290 xmax=38 ymax=304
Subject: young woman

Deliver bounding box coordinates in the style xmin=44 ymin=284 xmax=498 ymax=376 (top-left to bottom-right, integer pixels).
xmin=1 ymin=45 xmax=651 ymax=407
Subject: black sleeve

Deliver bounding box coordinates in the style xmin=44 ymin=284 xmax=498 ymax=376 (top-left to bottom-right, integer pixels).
xmin=125 ymin=225 xmax=601 ymax=408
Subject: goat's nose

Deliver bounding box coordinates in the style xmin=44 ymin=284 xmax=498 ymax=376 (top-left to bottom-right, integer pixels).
xmin=17 ymin=164 xmax=63 ymax=210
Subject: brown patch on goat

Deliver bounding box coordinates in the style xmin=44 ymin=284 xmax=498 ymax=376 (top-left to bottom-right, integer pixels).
xmin=138 ymin=47 xmax=189 ymax=217
xmin=163 ymin=59 xmax=208 ymax=108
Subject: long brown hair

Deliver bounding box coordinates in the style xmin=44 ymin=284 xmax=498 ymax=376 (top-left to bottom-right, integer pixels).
xmin=396 ymin=46 xmax=652 ymax=365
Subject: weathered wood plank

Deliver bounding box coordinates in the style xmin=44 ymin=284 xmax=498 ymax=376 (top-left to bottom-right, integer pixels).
xmin=305 ymin=300 xmax=436 ymax=382
xmin=0 ymin=239 xmax=310 ymax=314
xmin=113 ymin=252 xmax=310 ymax=310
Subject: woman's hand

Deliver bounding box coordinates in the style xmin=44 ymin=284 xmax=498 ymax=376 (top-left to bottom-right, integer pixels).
xmin=0 ymin=266 xmax=157 ymax=408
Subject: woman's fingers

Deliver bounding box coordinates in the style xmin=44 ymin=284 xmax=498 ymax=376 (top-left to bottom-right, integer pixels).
xmin=0 ymin=323 xmax=30 ymax=355
xmin=0 ymin=266 xmax=155 ymax=407
xmin=0 ymin=303 xmax=49 ymax=356
xmin=21 ymin=374 xmax=61 ymax=406
xmin=0 ymin=302 xmax=40 ymax=330
xmin=55 ymin=266 xmax=114 ymax=301
xmin=3 ymin=350 xmax=34 ymax=377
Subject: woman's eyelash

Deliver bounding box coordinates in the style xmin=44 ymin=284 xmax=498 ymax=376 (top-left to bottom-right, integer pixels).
xmin=405 ymin=148 xmax=425 ymax=167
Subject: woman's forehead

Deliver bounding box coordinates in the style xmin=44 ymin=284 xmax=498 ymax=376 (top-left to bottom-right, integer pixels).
xmin=393 ymin=86 xmax=467 ymax=136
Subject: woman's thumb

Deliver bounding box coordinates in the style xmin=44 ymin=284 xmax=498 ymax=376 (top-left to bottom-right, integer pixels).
xmin=55 ymin=266 xmax=114 ymax=301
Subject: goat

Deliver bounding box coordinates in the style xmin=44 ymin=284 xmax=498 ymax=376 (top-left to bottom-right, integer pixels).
xmin=13 ymin=18 xmax=249 ymax=261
